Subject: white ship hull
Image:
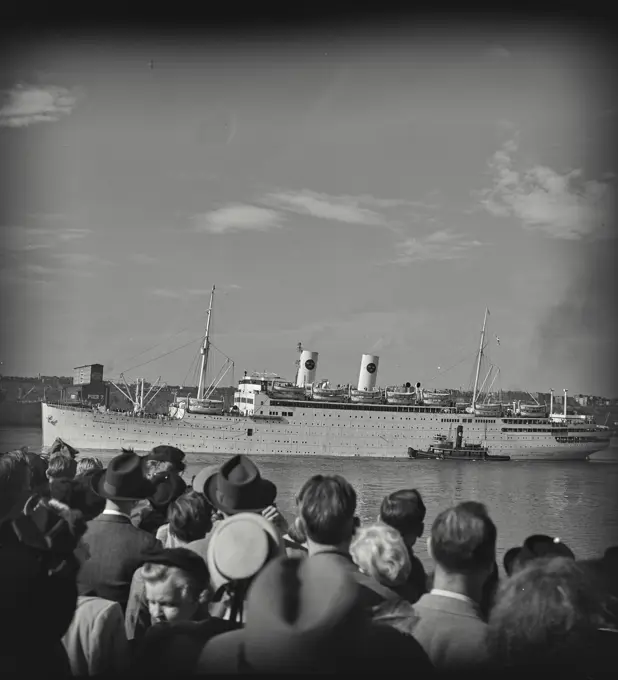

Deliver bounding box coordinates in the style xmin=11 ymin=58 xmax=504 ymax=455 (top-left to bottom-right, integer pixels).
xmin=41 ymin=401 xmax=611 ymax=462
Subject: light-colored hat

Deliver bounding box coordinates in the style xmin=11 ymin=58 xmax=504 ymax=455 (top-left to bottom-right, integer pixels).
xmin=206 ymin=512 xmax=285 ymax=592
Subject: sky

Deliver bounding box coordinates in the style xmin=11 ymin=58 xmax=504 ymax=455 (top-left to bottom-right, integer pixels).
xmin=0 ymin=24 xmax=616 ymax=396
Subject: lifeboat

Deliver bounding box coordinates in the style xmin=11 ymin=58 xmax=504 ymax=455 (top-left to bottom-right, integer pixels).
xmin=422 ymin=391 xmax=451 ymax=406
xmin=349 ymin=388 xmax=383 ymax=404
xmin=312 ymin=381 xmax=347 ymax=402
xmin=186 ymin=397 xmax=224 ymax=414
xmin=517 ymin=402 xmax=548 ymax=417
xmin=385 ymin=386 xmax=417 ymax=405
xmin=473 ymin=403 xmax=504 ymax=417
xmin=270 ymin=382 xmax=307 ymax=400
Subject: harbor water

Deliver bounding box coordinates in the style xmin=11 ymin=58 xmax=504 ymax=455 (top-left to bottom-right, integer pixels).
xmin=3 ymin=427 xmax=617 ymax=574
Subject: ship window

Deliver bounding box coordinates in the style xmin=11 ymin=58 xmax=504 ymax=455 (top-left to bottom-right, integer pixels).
xmin=247 ymin=428 xmax=253 ymax=436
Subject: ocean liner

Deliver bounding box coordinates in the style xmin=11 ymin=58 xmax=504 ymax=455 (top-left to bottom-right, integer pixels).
xmin=41 ymin=289 xmax=611 ymax=461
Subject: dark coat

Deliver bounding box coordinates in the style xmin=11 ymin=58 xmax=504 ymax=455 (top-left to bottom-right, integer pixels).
xmin=77 ymin=513 xmax=161 ymax=611
xmin=0 ymin=520 xmax=77 ymax=678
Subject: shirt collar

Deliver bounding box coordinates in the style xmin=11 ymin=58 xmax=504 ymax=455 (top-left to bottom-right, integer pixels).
xmin=103 ymin=508 xmax=132 ymax=521
xmin=430 ymin=588 xmax=476 ymax=606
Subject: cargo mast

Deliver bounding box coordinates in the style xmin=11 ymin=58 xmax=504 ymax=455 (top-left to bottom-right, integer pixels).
xmin=197 ymin=285 xmax=215 ymax=401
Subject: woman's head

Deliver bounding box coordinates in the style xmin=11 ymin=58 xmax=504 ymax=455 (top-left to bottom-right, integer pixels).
xmin=350 ymin=523 xmax=411 ymax=588
xmin=167 ymin=490 xmax=212 ymax=543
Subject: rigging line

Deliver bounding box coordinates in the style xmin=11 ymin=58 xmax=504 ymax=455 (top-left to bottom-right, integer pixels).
xmin=182 ymin=350 xmax=200 ymax=388
xmin=208 ymin=342 xmax=234 ymax=363
xmin=120 ymin=322 xmax=200 ymax=365
xmin=121 ymin=335 xmax=204 ymax=374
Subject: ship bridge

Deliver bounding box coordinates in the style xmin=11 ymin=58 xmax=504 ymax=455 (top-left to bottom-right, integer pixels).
xmin=234 ymin=372 xmax=279 ymax=415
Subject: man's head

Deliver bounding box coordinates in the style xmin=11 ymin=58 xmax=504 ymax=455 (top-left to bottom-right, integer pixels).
xmin=0 ymin=451 xmax=31 ymax=524
xmin=141 ymin=548 xmax=210 ymax=625
xmin=488 ymin=557 xmax=611 ymax=669
xmin=296 ymin=475 xmax=358 ymax=550
xmin=46 ymin=453 xmax=77 ymax=503
xmin=428 ymin=501 xmax=496 ymax=586
xmin=379 ymin=489 xmax=426 ymax=549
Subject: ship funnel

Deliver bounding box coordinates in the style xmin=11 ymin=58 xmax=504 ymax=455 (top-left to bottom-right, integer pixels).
xmin=415 ymin=381 xmax=422 ymax=398
xmin=357 ymin=354 xmax=379 ymax=391
xmin=296 ymin=351 xmax=318 ymax=387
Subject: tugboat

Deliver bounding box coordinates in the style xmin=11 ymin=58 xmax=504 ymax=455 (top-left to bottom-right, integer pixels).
xmin=409 ymin=427 xmax=510 ymax=462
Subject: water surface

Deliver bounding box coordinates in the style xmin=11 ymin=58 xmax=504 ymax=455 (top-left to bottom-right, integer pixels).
xmin=3 ymin=427 xmax=617 ymax=573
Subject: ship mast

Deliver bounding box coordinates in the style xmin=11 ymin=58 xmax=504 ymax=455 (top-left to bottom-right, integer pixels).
xmin=471 ymin=308 xmax=489 ymax=409
xmin=197 ymin=285 xmax=215 ymax=402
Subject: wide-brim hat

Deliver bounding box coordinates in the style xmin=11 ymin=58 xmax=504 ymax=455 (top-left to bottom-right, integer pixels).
xmin=148 ymin=472 xmax=187 ymax=509
xmin=92 ymin=451 xmax=156 ymax=501
xmin=206 ymin=512 xmax=285 ymax=593
xmin=197 ymin=556 xmax=369 ymax=673
xmin=505 ymin=534 xmax=575 ymax=575
xmin=204 ymin=455 xmax=277 ymax=515
xmin=192 ymin=464 xmax=222 ymax=496
xmin=146 ymin=445 xmax=186 ymax=472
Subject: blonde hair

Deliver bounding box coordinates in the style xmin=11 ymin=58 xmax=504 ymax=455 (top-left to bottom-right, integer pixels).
xmin=350 ymin=523 xmax=411 ymax=588
xmin=76 ymin=456 xmax=103 ymax=476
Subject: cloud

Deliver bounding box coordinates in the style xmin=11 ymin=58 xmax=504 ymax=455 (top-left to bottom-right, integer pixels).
xmin=264 ymin=190 xmax=392 ymax=226
xmin=193 ymin=205 xmax=283 ymax=234
xmin=485 ymin=44 xmax=511 ymax=59
xmin=392 ymin=230 xmax=483 ymax=264
xmin=24 ymin=263 xmax=57 ymax=276
xmin=56 ymin=229 xmax=92 ymax=241
xmin=476 ymin=135 xmax=615 ymax=240
xmin=0 ymin=85 xmax=81 ymax=128
xmin=2 ymin=225 xmax=92 ymax=252
xmin=152 ymin=289 xmax=182 ymax=299
xmin=130 ymin=253 xmax=158 ymax=265
xmin=50 ymin=252 xmax=113 ymax=268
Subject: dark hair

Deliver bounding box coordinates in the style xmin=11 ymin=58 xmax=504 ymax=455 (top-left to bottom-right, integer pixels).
xmin=46 ymin=453 xmax=77 ymax=480
xmin=0 ymin=451 xmax=31 ymax=519
xmin=488 ymin=557 xmax=611 ymax=669
xmin=167 ymin=490 xmax=212 ymax=543
xmin=69 ymin=470 xmax=106 ymax=520
xmin=297 ymin=475 xmax=357 ymax=545
xmin=480 ymin=561 xmax=500 ymax=620
xmin=430 ymin=501 xmax=496 ymax=573
xmin=23 ymin=452 xmax=49 ymax=493
xmin=379 ymin=489 xmax=426 ymax=536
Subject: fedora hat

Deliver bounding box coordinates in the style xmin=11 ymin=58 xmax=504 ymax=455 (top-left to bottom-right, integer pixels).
xmin=204 ymin=455 xmax=276 ymax=515
xmin=148 ymin=472 xmax=187 ymax=509
xmin=92 ymin=451 xmax=156 ymax=501
xmin=505 ymin=534 xmax=575 ymax=575
xmin=206 ymin=512 xmax=285 ymax=593
xmin=198 ymin=556 xmax=368 ymax=673
xmin=146 ymin=445 xmax=186 ymax=472
xmin=192 ymin=463 xmax=222 ymax=496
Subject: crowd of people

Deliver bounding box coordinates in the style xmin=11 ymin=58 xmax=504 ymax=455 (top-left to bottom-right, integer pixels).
xmin=1 ymin=441 xmax=617 ymax=676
